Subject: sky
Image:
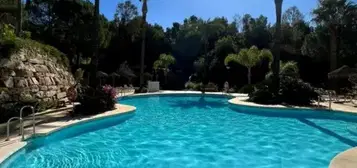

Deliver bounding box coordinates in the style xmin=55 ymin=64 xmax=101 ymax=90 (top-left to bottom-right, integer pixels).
xmin=97 ymin=0 xmax=352 ymax=28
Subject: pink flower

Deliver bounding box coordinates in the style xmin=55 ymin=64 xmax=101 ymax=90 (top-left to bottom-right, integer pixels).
xmin=102 ymin=85 xmax=117 ymax=99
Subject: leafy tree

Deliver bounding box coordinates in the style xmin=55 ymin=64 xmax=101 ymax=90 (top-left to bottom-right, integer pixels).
xmin=225 ymin=46 xmax=272 ymax=84
xmin=153 ymin=53 xmax=176 ymax=84
xmin=313 ymin=0 xmax=357 ymax=71
xmin=282 ymin=6 xmax=304 ymax=26
xmin=114 ymin=0 xmax=138 ymax=26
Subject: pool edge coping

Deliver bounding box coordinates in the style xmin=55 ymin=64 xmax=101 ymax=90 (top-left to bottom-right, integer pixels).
xmin=0 ymin=103 xmax=136 ymax=165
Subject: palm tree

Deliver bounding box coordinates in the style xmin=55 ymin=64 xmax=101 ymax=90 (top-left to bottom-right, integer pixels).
xmin=91 ymin=0 xmax=100 ymax=86
xmin=225 ymin=46 xmax=272 ymax=84
xmin=153 ymin=54 xmax=176 ymax=85
xmin=273 ymin=0 xmax=283 ymax=92
xmin=266 ymin=61 xmax=299 ymax=79
xmin=313 ymin=0 xmax=357 ymax=72
xmin=16 ymin=0 xmax=21 ymax=36
xmin=139 ymin=0 xmax=148 ymax=89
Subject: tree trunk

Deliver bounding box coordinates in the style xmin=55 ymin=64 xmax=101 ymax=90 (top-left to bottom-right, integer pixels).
xmin=16 ymin=0 xmax=22 ymax=36
xmin=91 ymin=0 xmax=100 ymax=87
xmin=247 ymin=67 xmax=251 ymax=84
xmin=273 ymin=0 xmax=283 ymax=93
xmin=140 ymin=0 xmax=148 ymax=89
xmin=329 ymin=26 xmax=338 ymax=71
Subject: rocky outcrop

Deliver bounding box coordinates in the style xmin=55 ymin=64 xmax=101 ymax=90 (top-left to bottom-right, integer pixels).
xmin=0 ymin=49 xmax=75 ymax=103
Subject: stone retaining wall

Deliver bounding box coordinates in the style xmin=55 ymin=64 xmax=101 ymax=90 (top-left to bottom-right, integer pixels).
xmin=0 ymin=49 xmax=74 ymax=103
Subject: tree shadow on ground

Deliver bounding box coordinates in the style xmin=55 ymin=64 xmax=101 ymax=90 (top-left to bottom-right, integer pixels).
xmin=298 ymin=118 xmax=357 ymax=147
xmin=168 ymin=97 xmax=227 ymax=109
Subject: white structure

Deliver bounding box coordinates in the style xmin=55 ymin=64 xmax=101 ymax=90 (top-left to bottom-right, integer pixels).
xmin=147 ymin=81 xmax=160 ymax=92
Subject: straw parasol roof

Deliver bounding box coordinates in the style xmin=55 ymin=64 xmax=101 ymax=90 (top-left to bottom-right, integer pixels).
xmin=109 ymin=72 xmax=120 ymax=77
xmin=96 ymin=71 xmax=108 ymax=78
xmin=328 ymin=65 xmax=357 ymax=79
xmin=117 ymin=62 xmax=136 ymax=79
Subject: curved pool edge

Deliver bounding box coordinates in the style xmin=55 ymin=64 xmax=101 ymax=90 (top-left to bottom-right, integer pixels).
xmin=228 ymin=97 xmax=357 ymax=115
xmin=0 ymin=103 xmax=136 ymax=165
xmin=329 ymin=147 xmax=357 ymax=168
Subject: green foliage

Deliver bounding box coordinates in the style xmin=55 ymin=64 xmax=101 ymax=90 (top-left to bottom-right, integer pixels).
xmin=249 ymin=76 xmax=319 ymax=106
xmin=225 ymin=46 xmax=272 ymax=68
xmin=21 ymin=31 xmax=31 ymax=39
xmin=73 ymin=85 xmax=116 ymax=116
xmin=239 ymin=84 xmax=255 ymax=93
xmin=0 ymin=24 xmax=16 ymax=42
xmin=279 ymin=76 xmax=318 ymax=105
xmin=185 ymin=81 xmax=203 ymax=91
xmin=266 ymin=61 xmax=299 ymax=79
xmin=153 ymin=54 xmax=176 ymax=71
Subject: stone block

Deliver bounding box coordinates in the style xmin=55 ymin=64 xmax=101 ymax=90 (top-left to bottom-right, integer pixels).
xmin=15 ymin=69 xmax=33 ymax=77
xmin=0 ymin=58 xmax=17 ymax=69
xmin=45 ymin=77 xmax=52 ymax=85
xmin=40 ymin=86 xmax=48 ymax=91
xmin=28 ymin=58 xmax=44 ymax=64
xmin=48 ymin=86 xmax=57 ymax=90
xmin=34 ymin=65 xmax=49 ymax=72
xmin=31 ymin=78 xmax=39 ymax=85
xmin=46 ymin=91 xmax=56 ymax=97
xmin=35 ymin=91 xmax=45 ymax=98
xmin=57 ymin=92 xmax=66 ymax=99
xmin=38 ymin=78 xmax=46 ymax=85
xmin=27 ymin=64 xmax=36 ymax=72
xmin=19 ymin=92 xmax=33 ymax=101
xmin=15 ymin=78 xmax=28 ymax=88
xmin=0 ymin=91 xmax=10 ymax=102
xmin=30 ymin=86 xmax=39 ymax=92
xmin=1 ymin=77 xmax=14 ymax=88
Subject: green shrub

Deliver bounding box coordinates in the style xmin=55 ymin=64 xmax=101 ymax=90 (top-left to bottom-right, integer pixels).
xmin=279 ymin=76 xmax=318 ymax=105
xmin=204 ymin=82 xmax=218 ymax=92
xmin=73 ymin=85 xmax=116 ymax=116
xmin=248 ymin=84 xmax=275 ymax=104
xmin=185 ymin=82 xmax=202 ymax=91
xmin=239 ymin=84 xmax=255 ymax=93
xmin=248 ymin=76 xmax=319 ymax=106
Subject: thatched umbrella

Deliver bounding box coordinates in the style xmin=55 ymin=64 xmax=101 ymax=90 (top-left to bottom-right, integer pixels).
xmin=117 ymin=62 xmax=137 ymax=82
xmin=96 ymin=71 xmax=108 ymax=86
xmin=328 ymin=65 xmax=357 ymax=79
xmin=110 ymin=72 xmax=120 ymax=86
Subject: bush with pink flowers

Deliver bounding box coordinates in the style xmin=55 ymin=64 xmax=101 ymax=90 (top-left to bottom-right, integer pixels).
xmin=72 ymin=85 xmax=117 ymax=116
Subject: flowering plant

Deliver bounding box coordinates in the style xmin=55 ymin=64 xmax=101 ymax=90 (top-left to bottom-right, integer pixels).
xmin=102 ymin=85 xmax=117 ymax=99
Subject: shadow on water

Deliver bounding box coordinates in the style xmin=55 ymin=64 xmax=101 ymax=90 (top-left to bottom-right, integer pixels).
xmin=167 ymin=96 xmax=227 ymax=109
xmin=298 ymin=118 xmax=357 ymax=147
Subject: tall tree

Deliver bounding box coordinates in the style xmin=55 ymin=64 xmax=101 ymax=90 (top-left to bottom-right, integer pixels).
xmin=282 ymin=6 xmax=304 ymax=26
xmin=92 ymin=0 xmax=100 ymax=84
xmin=225 ymin=46 xmax=272 ymax=84
xmin=313 ymin=0 xmax=357 ymax=71
xmin=114 ymin=0 xmax=138 ymax=26
xmin=273 ymin=0 xmax=283 ymax=93
xmin=139 ymin=0 xmax=148 ymax=88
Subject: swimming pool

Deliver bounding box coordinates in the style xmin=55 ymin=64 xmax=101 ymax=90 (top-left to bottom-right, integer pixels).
xmin=2 ymin=94 xmax=357 ymax=168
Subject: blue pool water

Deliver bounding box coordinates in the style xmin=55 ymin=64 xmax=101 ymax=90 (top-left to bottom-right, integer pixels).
xmin=2 ymin=94 xmax=357 ymax=168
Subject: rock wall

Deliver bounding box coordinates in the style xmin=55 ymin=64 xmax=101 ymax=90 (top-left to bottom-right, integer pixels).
xmin=0 ymin=49 xmax=75 ymax=103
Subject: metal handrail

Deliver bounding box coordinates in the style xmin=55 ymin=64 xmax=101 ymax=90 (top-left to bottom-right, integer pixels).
xmin=5 ymin=105 xmax=35 ymax=141
xmin=5 ymin=117 xmax=22 ymax=141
